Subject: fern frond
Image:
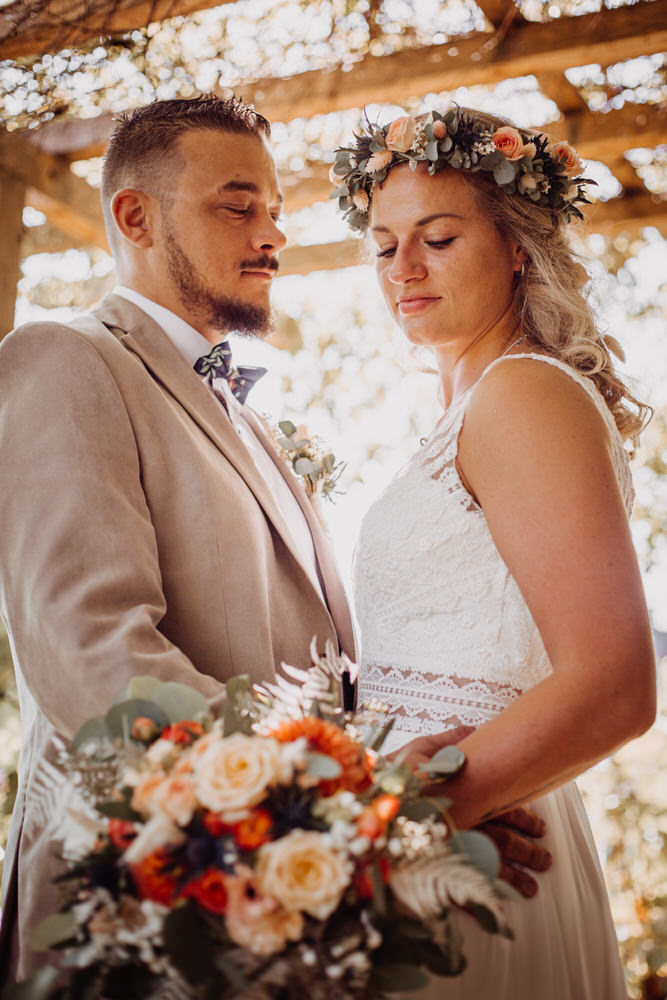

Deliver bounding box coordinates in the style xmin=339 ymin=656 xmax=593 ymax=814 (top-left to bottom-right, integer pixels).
xmin=390 ymin=847 xmax=506 ymax=930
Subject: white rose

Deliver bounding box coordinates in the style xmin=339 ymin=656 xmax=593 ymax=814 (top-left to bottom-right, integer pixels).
xmin=256 ymin=829 xmax=351 ymax=920
xmin=193 ymin=732 xmax=281 ymax=815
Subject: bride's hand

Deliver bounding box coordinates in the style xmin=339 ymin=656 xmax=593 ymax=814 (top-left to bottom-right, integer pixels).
xmin=386 ymin=726 xmax=475 ymax=767
xmin=387 ymin=728 xmax=552 ymax=899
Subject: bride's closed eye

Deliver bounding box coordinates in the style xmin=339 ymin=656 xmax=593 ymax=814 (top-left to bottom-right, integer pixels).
xmin=375 ymin=237 xmax=456 ymax=258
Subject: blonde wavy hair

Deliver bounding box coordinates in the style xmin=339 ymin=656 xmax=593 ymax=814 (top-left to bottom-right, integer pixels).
xmin=448 ymin=109 xmax=651 ymax=454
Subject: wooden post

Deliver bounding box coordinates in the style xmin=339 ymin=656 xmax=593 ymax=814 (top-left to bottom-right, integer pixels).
xmin=0 ymin=167 xmax=26 ymax=339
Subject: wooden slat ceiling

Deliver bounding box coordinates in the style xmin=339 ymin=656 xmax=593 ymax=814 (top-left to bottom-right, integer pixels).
xmin=2 ymin=0 xmax=665 ymax=272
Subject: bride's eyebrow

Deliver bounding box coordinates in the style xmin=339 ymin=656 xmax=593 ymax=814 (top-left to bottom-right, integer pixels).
xmin=371 ymin=212 xmax=464 ymax=233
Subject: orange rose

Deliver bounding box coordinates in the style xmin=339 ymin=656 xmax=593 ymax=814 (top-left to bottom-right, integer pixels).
xmin=492 ymin=126 xmax=526 ymax=162
xmin=181 ymin=868 xmax=228 ymax=914
xmin=548 ymin=141 xmax=583 ymax=177
xmin=385 ymin=116 xmax=418 ymax=153
xmin=131 ymin=848 xmax=181 ymax=906
xmin=234 ymin=809 xmax=274 ymax=850
xmin=161 ymin=721 xmax=205 ymax=745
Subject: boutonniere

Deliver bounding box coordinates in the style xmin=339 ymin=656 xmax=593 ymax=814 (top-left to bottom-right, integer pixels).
xmin=274 ymin=420 xmax=346 ymax=501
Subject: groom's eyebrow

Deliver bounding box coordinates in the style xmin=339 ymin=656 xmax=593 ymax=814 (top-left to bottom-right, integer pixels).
xmin=218 ymin=180 xmax=284 ymax=204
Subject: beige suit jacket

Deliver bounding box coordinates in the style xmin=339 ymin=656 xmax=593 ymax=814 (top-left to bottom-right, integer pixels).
xmin=0 ymin=293 xmax=355 ymax=983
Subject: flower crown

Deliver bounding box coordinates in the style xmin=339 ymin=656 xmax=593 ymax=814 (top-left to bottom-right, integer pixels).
xmin=330 ymin=108 xmax=595 ymax=232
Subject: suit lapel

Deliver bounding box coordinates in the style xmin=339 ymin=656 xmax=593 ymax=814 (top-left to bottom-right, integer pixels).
xmin=88 ymin=296 xmax=325 ymax=606
xmin=243 ymin=409 xmax=356 ymax=659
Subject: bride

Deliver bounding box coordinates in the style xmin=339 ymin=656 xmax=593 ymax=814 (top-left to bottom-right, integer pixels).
xmin=331 ymin=108 xmax=656 ymax=996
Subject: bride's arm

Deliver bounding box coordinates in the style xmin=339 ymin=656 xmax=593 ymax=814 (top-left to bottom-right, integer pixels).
xmin=428 ymin=357 xmax=656 ymax=831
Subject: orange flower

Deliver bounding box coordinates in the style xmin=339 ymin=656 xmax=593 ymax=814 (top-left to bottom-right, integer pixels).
xmin=372 ymin=794 xmax=401 ymax=823
xmin=491 ymin=125 xmax=526 ymax=162
xmin=161 ymin=721 xmax=205 ymax=745
xmin=269 ymin=717 xmax=373 ymax=796
xmin=131 ymin=716 xmax=160 ymax=742
xmin=107 ymin=819 xmax=137 ymax=850
xmin=203 ymin=810 xmax=231 ymax=837
xmin=180 ymin=868 xmax=228 ymax=914
xmin=233 ymin=809 xmax=274 ymax=850
xmin=130 ymin=848 xmax=181 ymax=906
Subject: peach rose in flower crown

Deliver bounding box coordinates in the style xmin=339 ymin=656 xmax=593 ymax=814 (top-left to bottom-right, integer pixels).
xmin=193 ymin=732 xmax=281 ymax=817
xmin=256 ymin=829 xmax=351 ymax=920
xmin=385 ymin=116 xmax=418 ymax=153
xmin=548 ymin=141 xmax=583 ymax=177
xmin=492 ymin=126 xmax=528 ymax=162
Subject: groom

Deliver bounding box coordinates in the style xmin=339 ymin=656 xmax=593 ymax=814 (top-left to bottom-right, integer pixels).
xmin=0 ymin=95 xmax=548 ymax=984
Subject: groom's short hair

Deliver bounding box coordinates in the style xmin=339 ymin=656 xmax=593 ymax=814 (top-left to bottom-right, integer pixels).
xmin=101 ymin=94 xmax=271 ymax=248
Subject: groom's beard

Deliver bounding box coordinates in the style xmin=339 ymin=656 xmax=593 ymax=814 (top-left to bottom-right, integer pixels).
xmin=163 ymin=218 xmax=274 ymax=339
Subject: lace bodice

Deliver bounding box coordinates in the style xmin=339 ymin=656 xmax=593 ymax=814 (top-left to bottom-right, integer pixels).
xmin=353 ymin=354 xmax=634 ymax=753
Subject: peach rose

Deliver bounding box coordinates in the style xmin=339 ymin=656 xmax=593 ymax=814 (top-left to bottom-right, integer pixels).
xmin=548 ymin=141 xmax=583 ymax=177
xmin=193 ymin=733 xmax=281 ymax=816
xmin=492 ymin=126 xmax=526 ymax=162
xmin=256 ymin=829 xmax=351 ymax=920
xmin=152 ymin=772 xmax=198 ymax=827
xmin=131 ymin=771 xmax=167 ymax=817
xmin=385 ymin=116 xmax=418 ymax=153
xmin=225 ymin=868 xmax=303 ymax=956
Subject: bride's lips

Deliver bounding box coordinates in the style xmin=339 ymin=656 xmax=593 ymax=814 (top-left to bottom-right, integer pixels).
xmin=397 ymin=296 xmax=441 ymax=315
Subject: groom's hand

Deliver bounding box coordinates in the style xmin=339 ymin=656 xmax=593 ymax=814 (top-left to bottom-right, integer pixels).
xmin=479 ymin=808 xmax=552 ymax=899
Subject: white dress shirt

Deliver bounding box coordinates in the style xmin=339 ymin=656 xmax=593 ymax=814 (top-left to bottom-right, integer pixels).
xmin=113 ymin=286 xmax=323 ymax=598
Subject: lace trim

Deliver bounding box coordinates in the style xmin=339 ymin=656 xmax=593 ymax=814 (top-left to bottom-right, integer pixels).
xmin=358 ymin=662 xmax=522 ymax=733
xmin=417 ymin=353 xmax=634 ymax=517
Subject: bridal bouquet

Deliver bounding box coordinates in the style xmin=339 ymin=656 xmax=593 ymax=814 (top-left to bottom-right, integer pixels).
xmin=9 ymin=643 xmax=511 ymax=1000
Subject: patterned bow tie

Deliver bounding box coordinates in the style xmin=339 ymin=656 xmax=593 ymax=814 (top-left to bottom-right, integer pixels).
xmin=193 ymin=341 xmax=266 ymax=406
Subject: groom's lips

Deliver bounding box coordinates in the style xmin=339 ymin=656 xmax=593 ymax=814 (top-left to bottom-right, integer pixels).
xmin=397 ymin=296 xmax=441 ymax=315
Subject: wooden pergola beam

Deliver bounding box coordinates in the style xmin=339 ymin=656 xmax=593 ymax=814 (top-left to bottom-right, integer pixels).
xmin=0 ymin=171 xmax=26 ymax=337
xmin=0 ymin=0 xmax=237 ymax=61
xmin=0 ymin=131 xmax=108 ymax=250
xmin=231 ymin=1 xmax=667 ymax=123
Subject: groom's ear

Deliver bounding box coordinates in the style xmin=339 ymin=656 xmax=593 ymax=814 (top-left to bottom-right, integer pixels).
xmin=111 ymin=189 xmax=156 ymax=249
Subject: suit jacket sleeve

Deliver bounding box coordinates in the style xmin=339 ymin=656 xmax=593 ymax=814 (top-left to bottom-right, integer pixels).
xmin=0 ymin=321 xmax=224 ymax=737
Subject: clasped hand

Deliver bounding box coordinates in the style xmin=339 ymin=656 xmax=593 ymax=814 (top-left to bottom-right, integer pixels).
xmin=392 ymin=728 xmax=552 ymax=899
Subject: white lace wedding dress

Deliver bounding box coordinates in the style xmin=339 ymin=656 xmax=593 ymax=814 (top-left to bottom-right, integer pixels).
xmin=353 ymin=354 xmax=629 ymax=998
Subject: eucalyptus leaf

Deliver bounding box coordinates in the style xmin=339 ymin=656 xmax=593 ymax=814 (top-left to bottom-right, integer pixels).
xmin=305 ymin=751 xmax=342 ymax=779
xmin=369 ymin=860 xmax=387 ymax=918
xmin=480 ymin=150 xmax=504 ymax=169
xmin=113 ymin=675 xmax=162 ymax=704
xmin=163 ymin=904 xmax=218 ymax=985
xmin=105 ymin=699 xmax=170 ymax=741
xmin=71 ymin=715 xmax=111 ymax=751
xmin=292 ymin=438 xmax=311 ymax=449
xmin=371 ymin=963 xmax=430 ymax=992
xmin=379 ymin=764 xmax=410 ymax=795
xmin=277 ymin=436 xmax=296 ymax=451
xmin=493 ymin=158 xmax=517 ymax=185
xmin=278 ymin=420 xmax=296 ymax=436
xmin=30 ymin=910 xmax=79 ymax=951
xmin=1 ymin=965 xmax=62 ymax=1000
xmin=421 ymin=744 xmax=466 ymax=777
xmin=97 ymin=798 xmax=141 ymax=822
xmin=294 ymin=457 xmax=316 ymax=475
xmin=450 ymin=829 xmax=500 ymax=880
xmin=425 ymin=141 xmax=439 ymax=160
xmin=152 ymin=682 xmax=210 ymax=724
xmin=399 ymin=799 xmax=445 ymax=822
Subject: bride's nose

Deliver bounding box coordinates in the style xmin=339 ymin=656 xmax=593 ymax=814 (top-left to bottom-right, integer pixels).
xmin=387 ymin=243 xmax=427 ymax=284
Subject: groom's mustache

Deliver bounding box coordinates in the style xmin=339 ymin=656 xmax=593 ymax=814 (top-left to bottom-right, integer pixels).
xmin=239 ymin=254 xmax=280 ymax=273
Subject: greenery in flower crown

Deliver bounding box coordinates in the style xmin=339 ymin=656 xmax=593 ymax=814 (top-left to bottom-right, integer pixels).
xmin=330 ymin=107 xmax=596 ymax=232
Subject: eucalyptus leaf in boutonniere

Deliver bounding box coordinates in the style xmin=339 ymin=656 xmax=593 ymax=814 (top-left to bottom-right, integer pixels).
xmin=274 ymin=420 xmax=346 ymax=501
